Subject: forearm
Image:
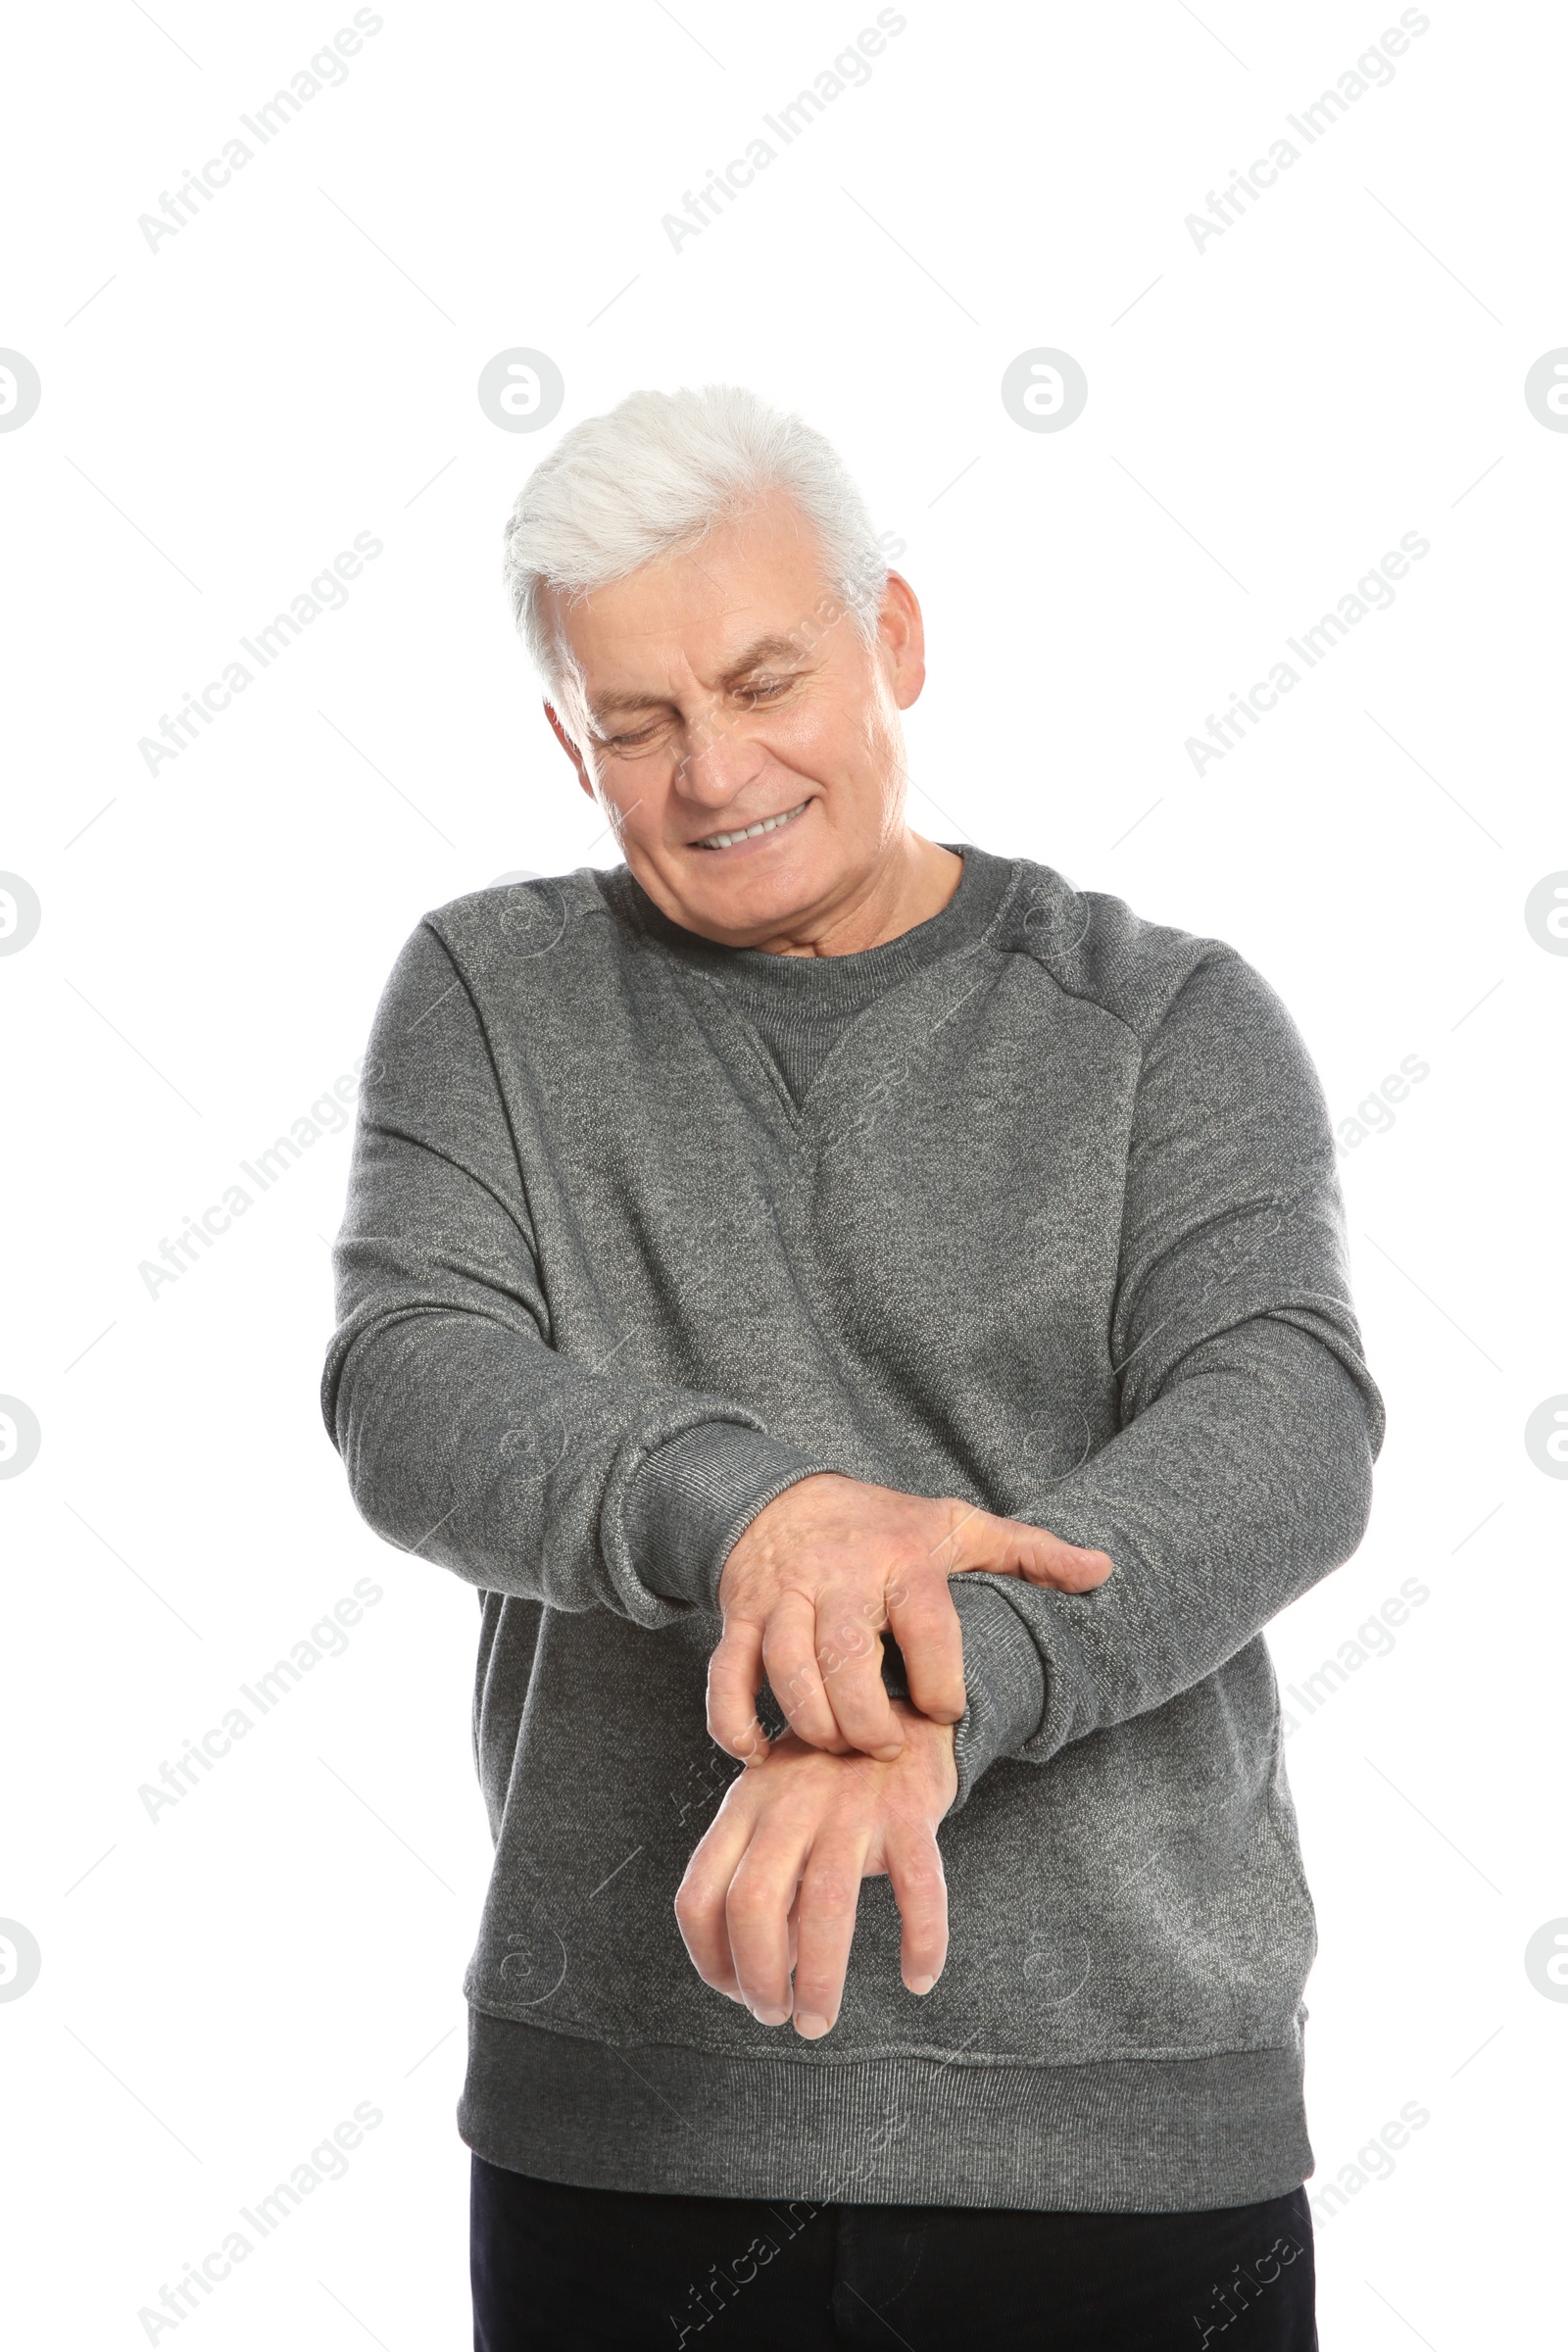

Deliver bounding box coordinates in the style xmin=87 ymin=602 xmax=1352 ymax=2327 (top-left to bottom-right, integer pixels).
xmin=946 ymin=1317 xmax=1377 ymax=1806
xmin=326 ymin=1303 xmax=837 ymax=1626
xmin=321 ymin=915 xmax=846 ymax=1628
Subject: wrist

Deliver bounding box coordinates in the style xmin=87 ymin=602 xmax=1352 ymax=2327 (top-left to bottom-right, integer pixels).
xmin=717 ymin=1471 xmax=857 ymax=1605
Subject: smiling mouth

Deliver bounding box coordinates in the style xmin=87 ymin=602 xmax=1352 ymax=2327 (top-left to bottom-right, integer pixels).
xmin=693 ymin=798 xmax=810 ymax=851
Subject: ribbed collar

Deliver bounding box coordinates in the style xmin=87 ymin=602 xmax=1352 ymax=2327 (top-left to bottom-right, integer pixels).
xmin=629 ymin=843 xmax=1015 ymax=1014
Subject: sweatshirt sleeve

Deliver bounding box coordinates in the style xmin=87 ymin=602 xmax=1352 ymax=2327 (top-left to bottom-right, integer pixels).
xmin=319 ymin=918 xmax=845 ymax=1628
xmin=944 ymin=947 xmax=1385 ymax=1812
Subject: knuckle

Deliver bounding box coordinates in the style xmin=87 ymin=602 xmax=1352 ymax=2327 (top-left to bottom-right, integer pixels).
xmin=673 ymin=1881 xmax=710 ymax=1930
xmin=899 ymin=1861 xmax=946 ymax=1902
xmin=803 ymin=1871 xmax=858 ymax=1916
xmin=724 ymin=1883 xmax=774 ymax=1927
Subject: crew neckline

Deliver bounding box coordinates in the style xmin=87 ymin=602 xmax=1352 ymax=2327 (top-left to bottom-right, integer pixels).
xmin=630 ymin=843 xmax=1012 ymax=1005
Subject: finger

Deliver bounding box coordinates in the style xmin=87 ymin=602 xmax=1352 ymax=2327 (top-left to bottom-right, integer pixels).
xmin=785 ymin=1884 xmax=801 ymax=1982
xmin=883 ymin=1815 xmax=950 ymax=1997
xmin=790 ymin=1825 xmax=872 ymax=2038
xmin=885 ymin=1572 xmax=967 ymax=1724
xmin=1005 ymin=1523 xmax=1114 ymax=1591
xmin=673 ymin=1782 xmax=762 ymax=1997
xmin=725 ymin=1809 xmax=815 ymax=2025
xmin=812 ymin=1590 xmax=903 ymax=1760
xmin=762 ymin=1588 xmax=851 ymax=1754
xmin=707 ymin=1617 xmax=770 ymax=1762
xmin=950 ymin=1507 xmax=1114 ymax=1592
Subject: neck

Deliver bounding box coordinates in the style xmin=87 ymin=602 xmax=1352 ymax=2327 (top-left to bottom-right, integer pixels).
xmin=753 ymin=832 xmax=964 ymax=956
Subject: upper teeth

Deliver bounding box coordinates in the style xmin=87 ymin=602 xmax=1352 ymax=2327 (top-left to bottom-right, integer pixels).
xmin=697 ymin=800 xmax=808 ymax=850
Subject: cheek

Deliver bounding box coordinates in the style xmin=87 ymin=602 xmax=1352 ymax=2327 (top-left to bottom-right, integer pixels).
xmin=778 ymin=687 xmax=894 ymax=797
xmin=600 ymin=763 xmax=674 ymax=831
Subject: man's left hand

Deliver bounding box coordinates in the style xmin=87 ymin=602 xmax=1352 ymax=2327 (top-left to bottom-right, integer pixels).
xmin=673 ymin=1701 xmax=957 ymax=2040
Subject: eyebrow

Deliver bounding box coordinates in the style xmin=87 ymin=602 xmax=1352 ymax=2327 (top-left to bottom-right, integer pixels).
xmin=587 ymin=634 xmax=810 ymax=725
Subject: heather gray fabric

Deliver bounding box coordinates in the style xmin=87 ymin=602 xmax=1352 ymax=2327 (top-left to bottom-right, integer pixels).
xmin=630 ymin=841 xmax=1015 ymax=1106
xmin=320 ymin=844 xmax=1384 ymax=2211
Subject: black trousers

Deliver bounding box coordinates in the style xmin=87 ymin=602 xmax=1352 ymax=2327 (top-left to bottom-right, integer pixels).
xmin=470 ymin=2154 xmax=1317 ymax=2350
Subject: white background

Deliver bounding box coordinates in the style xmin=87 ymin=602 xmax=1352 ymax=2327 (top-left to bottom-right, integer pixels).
xmin=3 ymin=1 xmax=1564 ymax=2343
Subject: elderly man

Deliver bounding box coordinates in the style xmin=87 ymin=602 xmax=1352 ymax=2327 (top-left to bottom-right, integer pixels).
xmin=321 ymin=383 xmax=1382 ymax=2350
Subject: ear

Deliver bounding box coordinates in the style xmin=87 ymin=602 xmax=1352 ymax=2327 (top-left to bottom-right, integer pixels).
xmin=544 ymin=702 xmax=596 ymax=801
xmin=877 ymin=571 xmax=926 ymax=710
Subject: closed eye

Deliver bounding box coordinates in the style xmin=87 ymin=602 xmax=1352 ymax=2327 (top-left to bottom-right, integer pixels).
xmin=595 ymin=672 xmax=798 ymax=753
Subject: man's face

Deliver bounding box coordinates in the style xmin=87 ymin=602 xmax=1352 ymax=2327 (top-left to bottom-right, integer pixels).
xmin=543 ymin=491 xmax=925 ymax=950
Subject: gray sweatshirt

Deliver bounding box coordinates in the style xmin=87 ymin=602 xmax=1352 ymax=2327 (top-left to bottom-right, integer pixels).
xmin=320 ymin=844 xmax=1384 ymax=2213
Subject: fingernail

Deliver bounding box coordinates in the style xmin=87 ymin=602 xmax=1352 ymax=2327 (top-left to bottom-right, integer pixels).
xmin=907 ymin=1974 xmax=936 ymax=1995
xmin=750 ymin=2004 xmax=790 ymax=2028
xmin=794 ymin=2012 xmax=830 ymax=2039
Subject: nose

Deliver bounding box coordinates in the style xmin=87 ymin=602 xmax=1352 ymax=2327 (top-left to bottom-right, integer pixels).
xmin=674 ymin=698 xmax=772 ymax=805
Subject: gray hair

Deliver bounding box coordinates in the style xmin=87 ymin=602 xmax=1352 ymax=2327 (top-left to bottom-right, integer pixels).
xmin=500 ymin=383 xmax=889 ymax=697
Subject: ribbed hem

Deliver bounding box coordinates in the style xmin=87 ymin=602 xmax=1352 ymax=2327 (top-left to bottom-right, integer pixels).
xmin=946 ymin=1578 xmax=1049 ymax=1809
xmin=622 ymin=1423 xmax=851 ymax=1613
xmin=458 ymin=2009 xmax=1313 ymax=2213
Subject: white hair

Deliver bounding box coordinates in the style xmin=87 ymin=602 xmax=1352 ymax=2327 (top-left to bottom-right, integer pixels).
xmin=500 ymin=383 xmax=889 ymax=697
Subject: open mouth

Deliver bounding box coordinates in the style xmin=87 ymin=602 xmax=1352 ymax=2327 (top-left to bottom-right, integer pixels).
xmin=693 ymin=798 xmax=810 ymax=851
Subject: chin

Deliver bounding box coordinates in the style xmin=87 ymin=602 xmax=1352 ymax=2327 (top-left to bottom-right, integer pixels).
xmin=692 ymin=853 xmax=823 ymax=924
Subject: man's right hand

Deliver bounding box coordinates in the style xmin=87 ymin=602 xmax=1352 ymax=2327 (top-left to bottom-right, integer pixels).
xmin=709 ymin=1472 xmax=1113 ymax=1765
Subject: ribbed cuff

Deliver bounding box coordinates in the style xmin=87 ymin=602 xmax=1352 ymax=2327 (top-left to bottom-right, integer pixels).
xmin=620 ymin=1422 xmax=847 ymax=1614
xmin=946 ymin=1577 xmax=1049 ymax=1812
